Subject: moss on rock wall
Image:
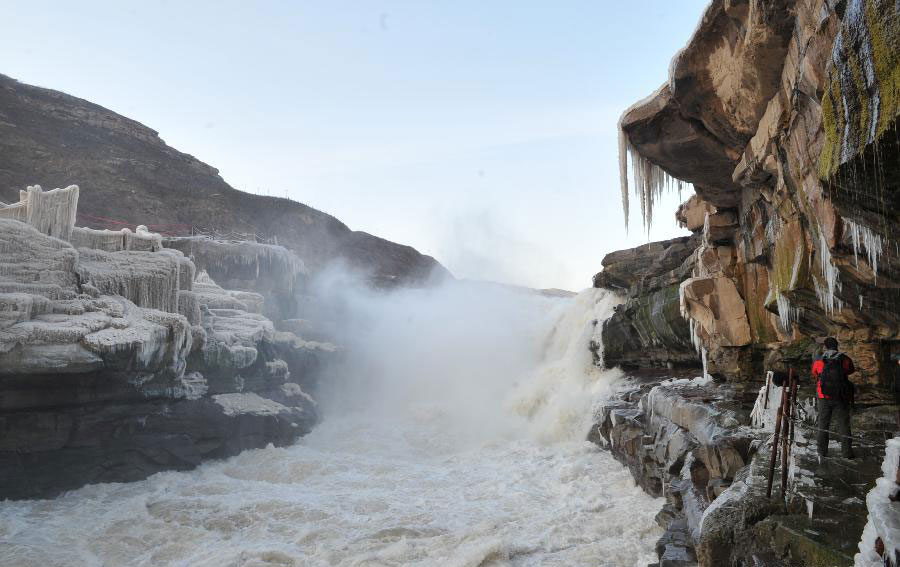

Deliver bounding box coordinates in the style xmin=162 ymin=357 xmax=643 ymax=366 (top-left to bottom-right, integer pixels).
xmin=819 ymin=0 xmax=900 ymax=179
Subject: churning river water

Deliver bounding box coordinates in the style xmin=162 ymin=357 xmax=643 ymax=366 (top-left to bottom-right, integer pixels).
xmin=0 ymin=286 xmax=662 ymax=567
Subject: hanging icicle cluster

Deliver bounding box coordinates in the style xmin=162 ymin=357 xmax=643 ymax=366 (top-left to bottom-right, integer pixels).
xmin=775 ymin=291 xmax=802 ymax=334
xmin=618 ymin=127 xmax=687 ymax=232
xmin=843 ymin=218 xmax=884 ymax=280
xmin=814 ymin=231 xmax=843 ymax=314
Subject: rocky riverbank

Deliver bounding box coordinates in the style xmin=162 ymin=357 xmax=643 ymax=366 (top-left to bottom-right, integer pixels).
xmin=591 ymin=372 xmax=898 ymax=566
xmin=0 ymin=185 xmax=334 ymax=499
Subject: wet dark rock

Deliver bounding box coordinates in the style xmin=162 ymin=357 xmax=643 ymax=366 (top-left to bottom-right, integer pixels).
xmin=594 ymin=235 xmax=701 ymax=370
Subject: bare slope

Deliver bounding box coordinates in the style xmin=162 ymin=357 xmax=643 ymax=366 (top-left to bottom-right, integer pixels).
xmin=0 ymin=73 xmax=450 ymax=286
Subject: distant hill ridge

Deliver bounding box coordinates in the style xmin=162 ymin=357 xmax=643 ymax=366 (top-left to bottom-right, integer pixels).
xmin=0 ymin=73 xmax=450 ymax=287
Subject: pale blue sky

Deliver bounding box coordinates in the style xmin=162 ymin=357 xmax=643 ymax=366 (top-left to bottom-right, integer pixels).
xmin=2 ymin=1 xmax=707 ymax=290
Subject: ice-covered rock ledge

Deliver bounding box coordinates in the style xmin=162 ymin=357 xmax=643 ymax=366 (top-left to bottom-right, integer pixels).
xmin=0 ymin=186 xmax=335 ymax=499
xmin=591 ymin=373 xmax=899 ymax=567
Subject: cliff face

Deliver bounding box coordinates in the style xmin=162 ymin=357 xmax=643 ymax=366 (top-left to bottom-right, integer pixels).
xmin=0 ymin=73 xmax=450 ymax=287
xmin=594 ymin=235 xmax=701 ymax=369
xmin=616 ymin=0 xmax=899 ymax=382
xmin=595 ymin=1 xmax=900 ymax=565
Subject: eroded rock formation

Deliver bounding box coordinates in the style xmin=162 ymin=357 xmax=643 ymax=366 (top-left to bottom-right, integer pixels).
xmin=0 ymin=187 xmax=331 ymax=499
xmin=594 ymin=235 xmax=701 ymax=369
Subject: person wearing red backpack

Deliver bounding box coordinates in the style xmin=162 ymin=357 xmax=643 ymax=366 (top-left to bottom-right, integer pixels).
xmin=811 ymin=337 xmax=857 ymax=459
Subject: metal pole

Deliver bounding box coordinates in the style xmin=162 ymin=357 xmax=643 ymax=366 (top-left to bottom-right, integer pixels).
xmin=764 ymin=371 xmax=771 ymax=409
xmin=767 ymin=383 xmax=788 ymax=498
xmin=788 ymin=368 xmax=799 ymax=444
xmin=780 ymin=370 xmax=795 ymax=500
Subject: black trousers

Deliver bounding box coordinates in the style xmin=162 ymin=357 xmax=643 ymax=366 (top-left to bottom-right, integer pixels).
xmin=816 ymin=397 xmax=852 ymax=457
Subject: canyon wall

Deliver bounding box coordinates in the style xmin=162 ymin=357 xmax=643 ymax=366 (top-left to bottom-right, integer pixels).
xmin=608 ymin=0 xmax=898 ymax=382
xmin=594 ymin=1 xmax=900 ymax=565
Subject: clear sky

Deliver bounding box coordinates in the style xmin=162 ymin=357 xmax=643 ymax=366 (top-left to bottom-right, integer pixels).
xmin=2 ymin=1 xmax=708 ymax=291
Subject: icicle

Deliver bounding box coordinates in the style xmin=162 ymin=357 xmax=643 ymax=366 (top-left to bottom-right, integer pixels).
xmin=843 ymin=218 xmax=883 ymax=281
xmin=618 ymin=126 xmax=688 ymax=232
xmin=701 ymin=347 xmax=709 ymax=380
xmin=775 ymin=291 xmax=802 ymax=334
xmin=618 ymin=127 xmax=630 ymax=231
xmin=816 ymin=231 xmax=843 ymax=314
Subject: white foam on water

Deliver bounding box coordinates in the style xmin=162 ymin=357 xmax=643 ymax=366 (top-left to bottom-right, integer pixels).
xmin=0 ymin=284 xmax=662 ymax=566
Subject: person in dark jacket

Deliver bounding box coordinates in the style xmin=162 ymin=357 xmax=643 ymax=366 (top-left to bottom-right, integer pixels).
xmin=811 ymin=337 xmax=856 ymax=458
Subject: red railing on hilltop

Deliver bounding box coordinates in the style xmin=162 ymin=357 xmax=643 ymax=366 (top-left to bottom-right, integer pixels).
xmin=75 ymin=212 xmax=276 ymax=243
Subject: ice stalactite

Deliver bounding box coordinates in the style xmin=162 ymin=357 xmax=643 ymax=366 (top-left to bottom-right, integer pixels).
xmin=618 ymin=126 xmax=687 ymax=232
xmin=701 ymin=347 xmax=709 ymax=380
xmin=844 ymin=218 xmax=884 ymax=280
xmin=775 ymin=291 xmax=802 ymax=334
xmin=815 ymin=231 xmax=843 ymax=314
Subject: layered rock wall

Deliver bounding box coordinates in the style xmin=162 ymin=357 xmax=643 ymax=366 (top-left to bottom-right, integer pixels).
xmin=611 ymin=0 xmax=899 ymax=382
xmin=595 ymin=1 xmax=900 ymax=565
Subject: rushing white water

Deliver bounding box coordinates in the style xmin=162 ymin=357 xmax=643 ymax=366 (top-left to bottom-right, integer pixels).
xmin=0 ymin=284 xmax=663 ymax=567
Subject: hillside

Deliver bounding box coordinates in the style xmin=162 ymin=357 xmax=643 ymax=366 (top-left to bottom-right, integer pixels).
xmin=0 ymin=73 xmax=450 ymax=286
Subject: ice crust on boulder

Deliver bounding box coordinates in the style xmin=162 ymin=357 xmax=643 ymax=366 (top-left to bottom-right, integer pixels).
xmin=213 ymin=392 xmax=290 ymax=417
xmin=856 ymin=436 xmax=900 ymax=566
xmin=0 ymin=185 xmax=325 ymax=497
xmin=0 ymin=219 xmax=79 ymax=299
xmin=76 ymin=249 xmax=186 ymax=313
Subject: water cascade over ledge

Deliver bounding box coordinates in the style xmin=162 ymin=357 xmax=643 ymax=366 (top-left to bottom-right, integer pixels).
xmin=0 ymin=283 xmax=663 ymax=567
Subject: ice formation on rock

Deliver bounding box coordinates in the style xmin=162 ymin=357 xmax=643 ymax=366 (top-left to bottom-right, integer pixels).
xmin=21 ymin=185 xmax=80 ymax=241
xmin=844 ymin=217 xmax=884 ymax=280
xmin=775 ymin=291 xmax=801 ymax=334
xmin=0 ymin=185 xmax=324 ymax=498
xmin=71 ymin=225 xmax=164 ymax=253
xmin=856 ymin=436 xmax=900 ymax=566
xmin=163 ymin=236 xmax=305 ymax=291
xmin=0 ymin=219 xmax=79 ymax=299
xmin=71 ymin=226 xmax=129 ymax=251
xmin=618 ymin=127 xmax=687 ymax=231
xmin=213 ymin=392 xmax=291 ymax=417
xmin=76 ymin=249 xmax=185 ymax=313
xmin=815 ymin=231 xmax=843 ymax=314
xmin=0 ymin=185 xmax=80 ymax=241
